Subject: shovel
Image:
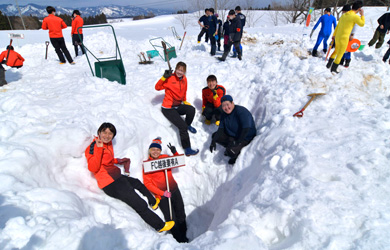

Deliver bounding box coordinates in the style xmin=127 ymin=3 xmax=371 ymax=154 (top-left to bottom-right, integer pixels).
xmin=293 ymin=93 xmax=326 ymax=117
xmin=45 ymin=41 xmax=50 ymax=60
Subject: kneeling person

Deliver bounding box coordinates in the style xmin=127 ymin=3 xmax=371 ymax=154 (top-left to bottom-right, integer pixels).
xmin=209 ymin=95 xmax=256 ymax=164
xmin=202 ymin=75 xmax=226 ymax=126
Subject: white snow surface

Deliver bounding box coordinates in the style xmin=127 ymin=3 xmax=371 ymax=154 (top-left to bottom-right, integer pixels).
xmin=1 ymin=8 xmax=390 ymax=250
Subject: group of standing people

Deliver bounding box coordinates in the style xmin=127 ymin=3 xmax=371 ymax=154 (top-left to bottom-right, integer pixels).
xmin=41 ymin=6 xmax=85 ymax=65
xmin=85 ymin=61 xmax=257 ymax=242
xmin=197 ymin=6 xmax=246 ymax=61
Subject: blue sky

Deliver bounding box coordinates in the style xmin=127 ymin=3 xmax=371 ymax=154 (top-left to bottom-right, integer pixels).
xmin=3 ymin=0 xmax=273 ymax=10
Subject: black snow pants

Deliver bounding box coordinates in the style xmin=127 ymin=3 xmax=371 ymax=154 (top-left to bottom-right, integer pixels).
xmin=103 ymin=176 xmax=165 ymax=231
xmin=161 ymin=105 xmax=195 ymax=149
xmin=50 ymin=37 xmax=73 ymax=63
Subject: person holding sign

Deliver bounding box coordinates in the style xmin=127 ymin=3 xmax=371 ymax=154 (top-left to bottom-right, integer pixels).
xmin=85 ymin=123 xmax=174 ymax=233
xmin=209 ymin=95 xmax=256 ymax=165
xmin=155 ymin=61 xmax=199 ymax=156
xmin=143 ymin=138 xmax=189 ymax=243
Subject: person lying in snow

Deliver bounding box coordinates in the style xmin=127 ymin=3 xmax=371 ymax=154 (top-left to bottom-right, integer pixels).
xmin=143 ymin=138 xmax=189 ymax=243
xmin=209 ymin=95 xmax=256 ymax=164
xmin=202 ymin=74 xmax=226 ymax=126
xmin=155 ymin=61 xmax=199 ymax=156
xmin=85 ymin=122 xmax=174 ymax=233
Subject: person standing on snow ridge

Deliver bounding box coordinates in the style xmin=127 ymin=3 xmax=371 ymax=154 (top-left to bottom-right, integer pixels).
xmin=207 ymin=8 xmax=218 ymax=56
xmin=216 ymin=14 xmax=223 ymax=51
xmin=85 ymin=123 xmax=175 ymax=233
xmin=223 ymin=16 xmax=230 ymax=53
xmin=218 ymin=10 xmax=243 ymax=61
xmin=311 ymin=7 xmax=337 ymax=57
xmin=233 ymin=6 xmax=246 ymax=58
xmin=327 ymin=1 xmax=365 ymax=74
xmin=197 ymin=9 xmax=210 ymax=43
xmin=382 ymin=39 xmax=390 ymax=64
xmin=202 ymin=75 xmax=226 ymax=126
xmin=155 ymin=62 xmax=199 ymax=156
xmin=42 ymin=6 xmax=74 ymax=65
xmin=71 ymin=10 xmax=85 ymax=57
xmin=143 ymin=138 xmax=189 ymax=243
xmin=368 ymin=11 xmax=390 ymax=49
xmin=209 ymin=95 xmax=256 ymax=165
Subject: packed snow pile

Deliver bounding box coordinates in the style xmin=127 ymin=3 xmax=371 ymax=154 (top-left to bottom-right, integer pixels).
xmin=1 ymin=8 xmax=390 ymax=250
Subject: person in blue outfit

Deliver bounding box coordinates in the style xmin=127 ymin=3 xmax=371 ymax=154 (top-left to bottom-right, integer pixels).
xmin=209 ymin=95 xmax=256 ymax=165
xmin=216 ymin=14 xmax=223 ymax=51
xmin=197 ymin=9 xmax=210 ymax=43
xmin=382 ymin=39 xmax=390 ymax=64
xmin=311 ymin=7 xmax=337 ymax=57
xmin=207 ymin=8 xmax=218 ymax=56
xmin=223 ymin=15 xmax=230 ymax=52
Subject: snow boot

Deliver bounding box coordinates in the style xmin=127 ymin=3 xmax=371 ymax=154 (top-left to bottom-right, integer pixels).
xmin=228 ymin=157 xmax=237 ymax=165
xmin=0 ymin=67 xmax=7 ymax=86
xmin=330 ymin=62 xmax=339 ymax=74
xmin=217 ymin=57 xmax=225 ymax=61
xmin=185 ymin=148 xmax=199 ymax=156
xmin=344 ymin=59 xmax=351 ymax=68
xmin=326 ymin=58 xmax=334 ymax=69
xmin=151 ymin=197 xmax=160 ymax=210
xmin=339 ymin=58 xmax=345 ymax=66
xmin=215 ymin=120 xmax=220 ymax=126
xmin=187 ymin=125 xmax=197 ymax=134
xmin=323 ymin=49 xmax=327 ymax=54
xmin=159 ymin=221 xmax=175 ymax=232
xmin=312 ymin=49 xmax=318 ymax=57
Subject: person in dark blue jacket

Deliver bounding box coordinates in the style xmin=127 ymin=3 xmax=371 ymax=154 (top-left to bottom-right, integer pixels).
xmin=218 ymin=10 xmax=243 ymax=61
xmin=233 ymin=6 xmax=246 ymax=57
xmin=209 ymin=95 xmax=256 ymax=165
xmin=208 ymin=8 xmax=218 ymax=56
xmin=223 ymin=16 xmax=230 ymax=52
xmin=216 ymin=14 xmax=223 ymax=51
xmin=198 ymin=9 xmax=210 ymax=43
xmin=311 ymin=7 xmax=337 ymax=57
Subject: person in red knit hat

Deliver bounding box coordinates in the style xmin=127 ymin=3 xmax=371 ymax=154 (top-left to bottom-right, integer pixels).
xmin=143 ymin=137 xmax=189 ymax=243
xmin=85 ymin=123 xmax=174 ymax=233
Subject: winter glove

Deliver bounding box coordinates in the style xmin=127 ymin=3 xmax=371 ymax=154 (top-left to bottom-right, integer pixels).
xmin=161 ymin=70 xmax=173 ymax=81
xmin=212 ymin=89 xmax=218 ymax=100
xmin=163 ymin=190 xmax=172 ymax=198
xmin=183 ymin=101 xmax=192 ymax=106
xmin=210 ymin=141 xmax=216 ymax=153
xmin=117 ymin=158 xmax=131 ymax=173
xmin=167 ymin=143 xmax=177 ymax=155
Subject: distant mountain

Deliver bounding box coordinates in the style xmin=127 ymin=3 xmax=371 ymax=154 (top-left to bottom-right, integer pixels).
xmin=0 ymin=3 xmax=173 ymax=18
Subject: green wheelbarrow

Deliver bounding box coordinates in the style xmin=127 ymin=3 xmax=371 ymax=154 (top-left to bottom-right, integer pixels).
xmin=78 ymin=24 xmax=126 ymax=85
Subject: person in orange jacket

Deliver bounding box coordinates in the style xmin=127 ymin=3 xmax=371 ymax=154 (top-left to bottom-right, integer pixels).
xmin=42 ymin=6 xmax=74 ymax=64
xmin=71 ymin=10 xmax=85 ymax=57
xmin=155 ymin=61 xmax=199 ymax=156
xmin=85 ymin=122 xmax=174 ymax=233
xmin=0 ymin=46 xmax=25 ymax=68
xmin=143 ymin=138 xmax=189 ymax=243
xmin=202 ymin=74 xmax=226 ymax=126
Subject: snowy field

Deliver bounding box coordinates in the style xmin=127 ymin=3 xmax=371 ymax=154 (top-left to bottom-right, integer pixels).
xmin=1 ymin=7 xmax=390 ymax=250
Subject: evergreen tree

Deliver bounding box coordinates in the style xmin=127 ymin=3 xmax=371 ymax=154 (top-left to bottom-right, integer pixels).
xmin=0 ymin=11 xmax=11 ymax=30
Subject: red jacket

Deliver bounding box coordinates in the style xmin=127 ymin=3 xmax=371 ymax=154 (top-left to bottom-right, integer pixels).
xmin=71 ymin=15 xmax=84 ymax=35
xmin=143 ymin=153 xmax=179 ymax=198
xmin=42 ymin=14 xmax=67 ymax=38
xmin=85 ymin=139 xmax=121 ymax=189
xmin=155 ymin=73 xmax=187 ymax=108
xmin=0 ymin=50 xmax=24 ymax=67
xmin=202 ymin=85 xmax=226 ymax=108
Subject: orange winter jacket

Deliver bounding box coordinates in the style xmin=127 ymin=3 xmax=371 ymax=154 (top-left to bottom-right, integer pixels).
xmin=0 ymin=50 xmax=24 ymax=67
xmin=155 ymin=73 xmax=187 ymax=108
xmin=71 ymin=15 xmax=84 ymax=35
xmin=202 ymin=85 xmax=226 ymax=108
xmin=85 ymin=139 xmax=121 ymax=189
xmin=143 ymin=153 xmax=179 ymax=198
xmin=42 ymin=14 xmax=67 ymax=38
